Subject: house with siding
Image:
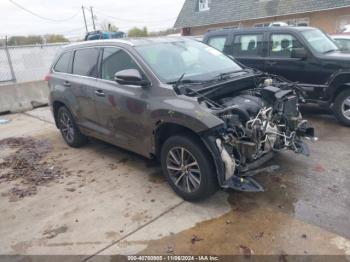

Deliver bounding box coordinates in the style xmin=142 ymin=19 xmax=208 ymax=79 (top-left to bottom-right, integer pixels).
xmin=174 ymin=0 xmax=350 ymax=36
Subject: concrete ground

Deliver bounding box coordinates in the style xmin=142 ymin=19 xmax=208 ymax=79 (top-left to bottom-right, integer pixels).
xmin=0 ymin=106 xmax=349 ymax=259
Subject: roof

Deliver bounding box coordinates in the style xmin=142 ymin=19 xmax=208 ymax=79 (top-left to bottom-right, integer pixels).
xmin=174 ymin=0 xmax=350 ymax=29
xmin=206 ymin=26 xmax=315 ymax=35
xmin=62 ymin=37 xmax=194 ymax=50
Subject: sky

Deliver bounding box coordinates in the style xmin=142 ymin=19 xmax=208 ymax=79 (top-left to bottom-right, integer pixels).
xmin=0 ymin=0 xmax=185 ymax=38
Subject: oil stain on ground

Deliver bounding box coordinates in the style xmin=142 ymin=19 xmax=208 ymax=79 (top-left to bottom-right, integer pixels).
xmin=135 ymin=196 xmax=348 ymax=256
xmin=134 ymin=146 xmax=350 ymax=256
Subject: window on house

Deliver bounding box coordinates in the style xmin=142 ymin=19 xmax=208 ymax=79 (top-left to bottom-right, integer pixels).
xmin=254 ymin=23 xmax=270 ymax=28
xmin=198 ymin=0 xmax=210 ymax=12
xmin=208 ymin=36 xmax=227 ymax=51
xmin=296 ymin=18 xmax=310 ymax=27
xmin=283 ymin=18 xmax=310 ymax=27
xmin=233 ymin=34 xmax=264 ymax=57
xmin=269 ymin=34 xmax=303 ymax=58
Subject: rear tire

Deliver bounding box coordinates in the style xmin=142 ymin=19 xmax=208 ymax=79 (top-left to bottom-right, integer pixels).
xmin=160 ymin=134 xmax=218 ymax=202
xmin=57 ymin=106 xmax=88 ymax=147
xmin=334 ymin=89 xmax=350 ymax=126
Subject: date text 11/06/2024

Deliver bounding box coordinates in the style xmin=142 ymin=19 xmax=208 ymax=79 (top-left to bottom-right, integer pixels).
xmin=127 ymin=256 xmax=220 ymax=261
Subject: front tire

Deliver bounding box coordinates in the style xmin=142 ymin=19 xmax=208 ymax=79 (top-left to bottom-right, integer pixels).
xmin=57 ymin=106 xmax=88 ymax=147
xmin=160 ymin=134 xmax=218 ymax=202
xmin=334 ymin=89 xmax=350 ymax=126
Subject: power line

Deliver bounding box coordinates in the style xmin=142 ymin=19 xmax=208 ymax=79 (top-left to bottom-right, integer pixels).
xmin=57 ymin=24 xmax=93 ymax=35
xmin=8 ymin=0 xmax=81 ymax=22
xmin=91 ymin=8 xmax=177 ymax=24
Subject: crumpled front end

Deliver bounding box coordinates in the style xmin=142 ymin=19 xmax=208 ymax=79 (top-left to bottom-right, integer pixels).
xmin=200 ymin=77 xmax=316 ymax=192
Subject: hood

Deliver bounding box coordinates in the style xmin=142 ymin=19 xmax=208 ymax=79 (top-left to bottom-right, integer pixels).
xmin=322 ymin=51 xmax=350 ymax=62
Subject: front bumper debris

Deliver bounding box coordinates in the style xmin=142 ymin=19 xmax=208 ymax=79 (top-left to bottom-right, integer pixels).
xmin=222 ymin=176 xmax=264 ymax=192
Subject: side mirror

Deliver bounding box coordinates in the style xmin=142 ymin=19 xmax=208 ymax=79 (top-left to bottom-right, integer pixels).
xmin=291 ymin=48 xmax=307 ymax=60
xmin=114 ymin=69 xmax=150 ymax=87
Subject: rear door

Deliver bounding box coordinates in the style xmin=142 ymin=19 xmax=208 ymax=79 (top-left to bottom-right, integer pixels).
xmin=51 ymin=50 xmax=73 ymax=97
xmin=231 ymin=32 xmax=266 ymax=71
xmin=69 ymin=47 xmax=101 ymax=133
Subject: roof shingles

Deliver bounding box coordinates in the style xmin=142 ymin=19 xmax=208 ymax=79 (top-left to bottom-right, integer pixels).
xmin=174 ymin=0 xmax=350 ymax=28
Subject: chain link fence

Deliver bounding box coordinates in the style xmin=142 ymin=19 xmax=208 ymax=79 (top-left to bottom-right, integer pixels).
xmin=0 ymin=47 xmax=14 ymax=83
xmin=0 ymin=40 xmax=67 ymax=85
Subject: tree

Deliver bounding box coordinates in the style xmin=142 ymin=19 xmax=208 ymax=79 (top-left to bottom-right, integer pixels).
xmin=44 ymin=34 xmax=69 ymax=43
xmin=7 ymin=35 xmax=43 ymax=46
xmin=100 ymin=20 xmax=119 ymax=32
xmin=128 ymin=26 xmax=148 ymax=37
xmin=149 ymin=28 xmax=178 ymax=36
xmin=6 ymin=35 xmax=68 ymax=46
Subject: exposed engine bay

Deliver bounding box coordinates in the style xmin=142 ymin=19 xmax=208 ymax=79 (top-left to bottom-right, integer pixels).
xmin=177 ymin=72 xmax=316 ymax=192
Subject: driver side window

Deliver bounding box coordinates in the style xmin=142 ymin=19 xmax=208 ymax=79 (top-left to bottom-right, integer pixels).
xmin=101 ymin=47 xmax=142 ymax=81
xmin=269 ymin=34 xmax=302 ymax=58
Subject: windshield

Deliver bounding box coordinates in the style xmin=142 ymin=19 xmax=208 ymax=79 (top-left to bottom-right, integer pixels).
xmin=135 ymin=40 xmax=242 ymax=83
xmin=301 ymin=29 xmax=339 ymax=54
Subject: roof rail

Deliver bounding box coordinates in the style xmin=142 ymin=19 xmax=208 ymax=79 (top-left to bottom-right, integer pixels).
xmin=222 ymin=26 xmax=239 ymax=30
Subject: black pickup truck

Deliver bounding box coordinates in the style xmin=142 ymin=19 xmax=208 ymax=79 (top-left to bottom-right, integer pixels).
xmin=203 ymin=26 xmax=350 ymax=126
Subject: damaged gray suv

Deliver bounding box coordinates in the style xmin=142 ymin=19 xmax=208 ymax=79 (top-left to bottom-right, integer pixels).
xmin=48 ymin=37 xmax=315 ymax=201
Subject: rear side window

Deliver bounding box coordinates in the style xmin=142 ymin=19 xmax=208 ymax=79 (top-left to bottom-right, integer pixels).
xmin=101 ymin=47 xmax=141 ymax=81
xmin=269 ymin=34 xmax=303 ymax=58
xmin=233 ymin=34 xmax=264 ymax=57
xmin=53 ymin=52 xmax=71 ymax=73
xmin=73 ymin=48 xmax=100 ymax=77
xmin=207 ymin=36 xmax=227 ymax=51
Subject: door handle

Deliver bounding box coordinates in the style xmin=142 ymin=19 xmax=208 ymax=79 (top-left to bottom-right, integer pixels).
xmin=63 ymin=81 xmax=71 ymax=87
xmin=95 ymin=89 xmax=105 ymax=97
xmin=266 ymin=61 xmax=277 ymax=66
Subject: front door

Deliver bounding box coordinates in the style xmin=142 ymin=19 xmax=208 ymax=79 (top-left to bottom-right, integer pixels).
xmin=265 ymin=32 xmax=328 ymax=99
xmin=265 ymin=33 xmax=310 ymax=82
xmin=93 ymin=47 xmax=151 ymax=155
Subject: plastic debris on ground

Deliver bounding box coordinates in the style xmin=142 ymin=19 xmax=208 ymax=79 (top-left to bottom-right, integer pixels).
xmin=0 ymin=119 xmax=10 ymax=125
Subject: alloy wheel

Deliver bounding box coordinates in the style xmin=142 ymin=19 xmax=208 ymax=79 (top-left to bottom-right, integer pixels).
xmin=166 ymin=147 xmax=201 ymax=193
xmin=59 ymin=112 xmax=75 ymax=144
xmin=342 ymin=96 xmax=350 ymax=121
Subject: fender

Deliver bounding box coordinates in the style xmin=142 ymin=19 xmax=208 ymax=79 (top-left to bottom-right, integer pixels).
xmin=200 ymin=128 xmax=227 ymax=186
xmin=327 ymin=69 xmax=350 ymax=100
xmin=50 ymin=83 xmax=81 ymax=127
xmin=151 ymin=109 xmax=222 ymax=133
xmin=151 ymin=108 xmax=226 ymax=186
xmin=150 ymin=108 xmax=223 ymax=155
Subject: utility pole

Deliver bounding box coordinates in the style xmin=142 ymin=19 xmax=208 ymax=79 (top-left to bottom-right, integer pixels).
xmin=82 ymin=6 xmax=88 ymax=33
xmin=90 ymin=6 xmax=96 ymax=31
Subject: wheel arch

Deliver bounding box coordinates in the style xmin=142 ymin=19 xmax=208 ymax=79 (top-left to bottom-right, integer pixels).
xmin=331 ymin=83 xmax=350 ymax=102
xmin=153 ymin=122 xmax=225 ymax=186
xmin=327 ymin=71 xmax=350 ymax=101
xmin=154 ymin=122 xmax=203 ymax=160
xmin=52 ymin=100 xmax=67 ymax=128
xmin=52 ymin=99 xmax=78 ymax=128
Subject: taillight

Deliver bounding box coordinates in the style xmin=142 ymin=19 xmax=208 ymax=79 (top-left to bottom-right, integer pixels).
xmin=44 ymin=74 xmax=51 ymax=82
